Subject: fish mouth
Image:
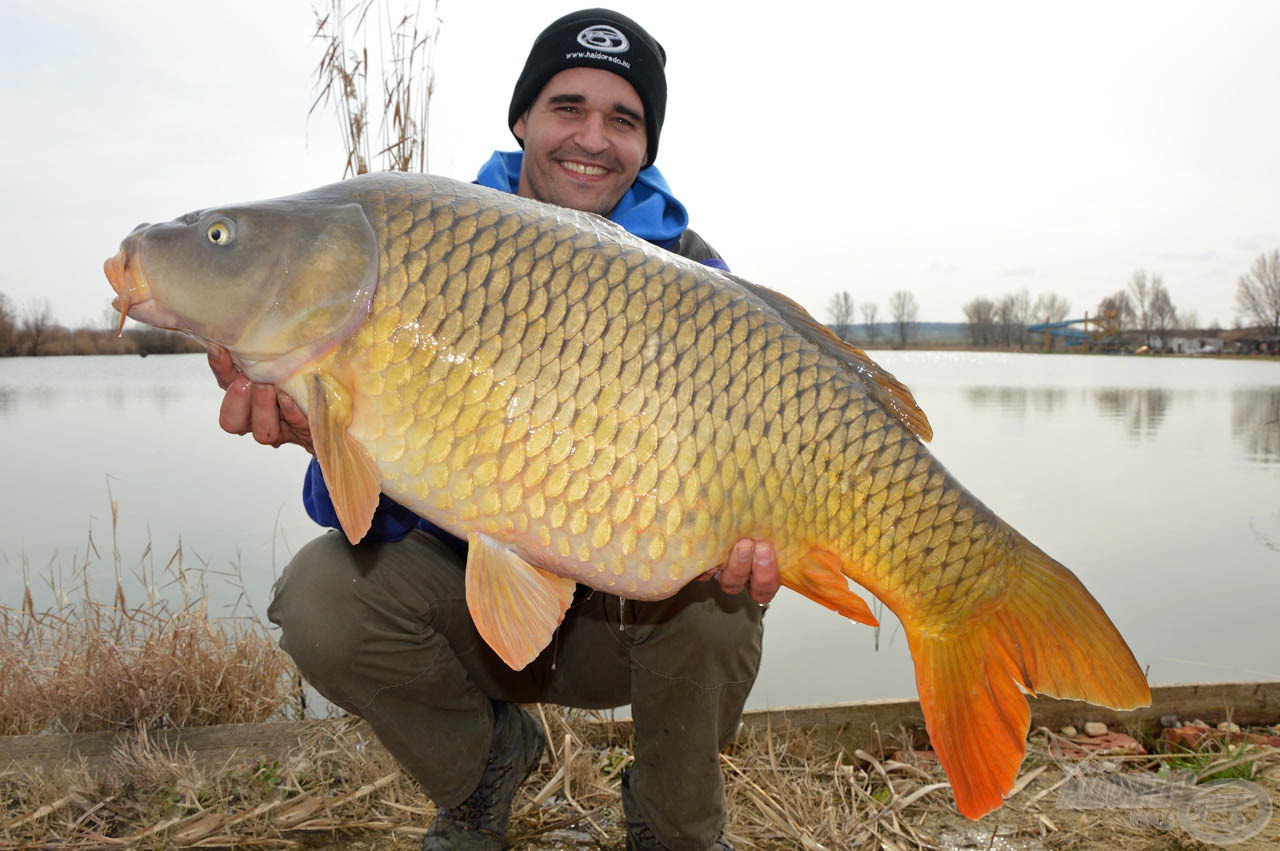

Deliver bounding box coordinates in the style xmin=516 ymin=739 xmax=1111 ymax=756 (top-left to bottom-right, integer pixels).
xmin=103 ymin=247 xmax=153 ymax=336
xmin=103 ymin=246 xmax=185 ymax=336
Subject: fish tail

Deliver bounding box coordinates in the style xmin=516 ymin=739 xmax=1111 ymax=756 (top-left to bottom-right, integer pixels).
xmin=905 ymin=537 xmax=1150 ymax=819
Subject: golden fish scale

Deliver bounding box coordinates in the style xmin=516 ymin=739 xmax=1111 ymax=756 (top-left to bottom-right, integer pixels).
xmin=328 ymin=180 xmax=1012 ymax=618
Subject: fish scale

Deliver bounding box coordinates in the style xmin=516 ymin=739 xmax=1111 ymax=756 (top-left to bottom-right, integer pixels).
xmin=104 ymin=171 xmax=1149 ymax=819
xmin=348 ymin=183 xmax=794 ymax=594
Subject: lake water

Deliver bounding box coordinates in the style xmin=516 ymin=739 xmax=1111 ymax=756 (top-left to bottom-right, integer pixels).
xmin=1 ymin=352 xmax=1277 ymax=713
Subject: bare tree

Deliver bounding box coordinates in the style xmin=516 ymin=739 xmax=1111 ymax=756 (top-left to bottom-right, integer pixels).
xmin=1011 ymin=289 xmax=1033 ymax=349
xmin=0 ymin=292 xmax=16 ymax=356
xmin=1126 ymin=269 xmax=1166 ymax=348
xmin=860 ymin=302 xmax=880 ymax=345
xmin=826 ymin=290 xmax=855 ymax=341
xmin=1033 ymin=292 xmax=1071 ymax=324
xmin=1127 ymin=269 xmax=1151 ymax=341
xmin=962 ymin=296 xmax=996 ymax=346
xmin=1097 ymin=290 xmax=1136 ymax=332
xmin=1149 ymin=285 xmax=1177 ymax=349
xmin=888 ymin=290 xmax=919 ymax=348
xmin=1235 ymin=249 xmax=1280 ymax=334
xmin=994 ymin=291 xmax=1032 ymax=349
xmin=20 ymin=299 xmax=56 ymax=356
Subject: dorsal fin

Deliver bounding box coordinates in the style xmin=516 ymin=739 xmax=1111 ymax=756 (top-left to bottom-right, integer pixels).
xmin=728 ymin=274 xmax=933 ymax=442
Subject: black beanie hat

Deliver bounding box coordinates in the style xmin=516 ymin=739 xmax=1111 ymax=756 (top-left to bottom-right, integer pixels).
xmin=508 ymin=8 xmax=667 ymax=165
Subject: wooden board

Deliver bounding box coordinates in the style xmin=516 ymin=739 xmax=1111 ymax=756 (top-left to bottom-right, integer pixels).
xmin=2 ymin=681 xmax=1276 ymax=778
xmin=733 ymin=680 xmax=1280 ymax=753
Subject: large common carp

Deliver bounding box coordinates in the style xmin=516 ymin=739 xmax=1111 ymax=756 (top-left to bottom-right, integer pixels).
xmin=104 ymin=172 xmax=1149 ymax=818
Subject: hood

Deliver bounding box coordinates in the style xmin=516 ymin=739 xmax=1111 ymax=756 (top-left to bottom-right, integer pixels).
xmin=474 ymin=150 xmax=689 ymax=244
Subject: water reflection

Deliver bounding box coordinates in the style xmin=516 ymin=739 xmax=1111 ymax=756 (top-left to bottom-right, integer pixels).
xmin=1094 ymin=388 xmax=1173 ymax=438
xmin=149 ymin=385 xmax=183 ymax=410
xmin=1231 ymin=387 xmax=1280 ymax=462
xmin=963 ymin=386 xmax=1067 ymax=415
xmin=0 ymin=383 xmax=187 ymax=416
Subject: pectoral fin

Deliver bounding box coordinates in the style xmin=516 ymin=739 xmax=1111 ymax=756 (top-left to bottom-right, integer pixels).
xmin=465 ymin=533 xmax=577 ymax=671
xmin=307 ymin=372 xmax=380 ymax=545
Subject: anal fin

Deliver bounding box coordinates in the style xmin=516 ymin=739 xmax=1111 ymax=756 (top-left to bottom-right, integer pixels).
xmin=780 ymin=549 xmax=879 ymax=626
xmin=465 ymin=533 xmax=576 ymax=671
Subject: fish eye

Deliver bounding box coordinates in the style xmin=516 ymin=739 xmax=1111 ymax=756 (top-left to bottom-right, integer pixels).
xmin=206 ymin=219 xmax=235 ymax=246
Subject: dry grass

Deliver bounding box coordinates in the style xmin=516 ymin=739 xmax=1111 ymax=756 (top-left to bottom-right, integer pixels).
xmin=3 ymin=710 xmax=1276 ymax=849
xmin=0 ymin=501 xmax=293 ymax=736
xmin=2 ymin=505 xmax=1276 ymax=847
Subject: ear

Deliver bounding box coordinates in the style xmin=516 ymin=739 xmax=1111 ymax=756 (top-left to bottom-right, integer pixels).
xmin=513 ymin=113 xmax=528 ymax=143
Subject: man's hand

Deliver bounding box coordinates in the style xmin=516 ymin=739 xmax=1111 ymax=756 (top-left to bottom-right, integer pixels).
xmin=699 ymin=538 xmax=781 ymax=604
xmin=207 ymin=345 xmax=314 ymax=454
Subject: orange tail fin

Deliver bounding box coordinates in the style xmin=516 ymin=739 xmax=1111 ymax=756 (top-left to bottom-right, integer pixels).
xmin=904 ymin=537 xmax=1150 ymax=819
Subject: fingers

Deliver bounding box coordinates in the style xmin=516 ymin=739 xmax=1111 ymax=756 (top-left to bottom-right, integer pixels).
xmin=747 ymin=541 xmax=781 ymax=605
xmin=717 ymin=538 xmax=781 ymax=604
xmin=206 ymin=344 xmax=237 ymax=390
xmin=251 ymin=383 xmax=282 ymax=446
xmin=217 ymin=374 xmax=305 ymax=449
xmin=278 ymin=393 xmax=315 ymax=455
xmin=717 ymin=539 xmax=755 ymax=595
xmin=218 ymin=374 xmax=254 ymax=436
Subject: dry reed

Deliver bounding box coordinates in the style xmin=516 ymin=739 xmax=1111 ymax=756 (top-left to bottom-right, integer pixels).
xmin=0 ymin=500 xmax=293 ymax=736
xmin=5 ymin=711 xmax=1275 ymax=848
xmin=1 ymin=503 xmax=1275 ymax=846
xmin=311 ymin=0 xmax=442 ymax=178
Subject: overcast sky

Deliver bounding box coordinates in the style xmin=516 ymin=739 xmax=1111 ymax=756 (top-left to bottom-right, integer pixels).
xmin=3 ymin=0 xmax=1278 ymax=330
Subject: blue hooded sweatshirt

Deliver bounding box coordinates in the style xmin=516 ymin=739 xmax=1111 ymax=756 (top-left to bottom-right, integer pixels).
xmin=301 ymin=153 xmax=725 ymax=545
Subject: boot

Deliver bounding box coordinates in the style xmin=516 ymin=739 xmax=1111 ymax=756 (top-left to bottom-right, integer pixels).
xmin=422 ymin=701 xmax=545 ymax=850
xmin=621 ymin=769 xmax=735 ymax=851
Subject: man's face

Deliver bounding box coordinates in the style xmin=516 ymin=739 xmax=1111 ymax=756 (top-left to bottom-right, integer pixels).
xmin=513 ymin=67 xmax=648 ymax=217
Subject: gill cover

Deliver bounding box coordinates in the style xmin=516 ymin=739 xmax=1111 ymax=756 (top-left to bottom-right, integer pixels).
xmin=125 ymin=196 xmax=379 ymax=383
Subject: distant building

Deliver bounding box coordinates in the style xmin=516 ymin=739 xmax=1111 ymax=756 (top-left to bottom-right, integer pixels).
xmin=1223 ymin=328 xmax=1280 ymax=355
xmin=1166 ymin=333 xmax=1223 ymax=355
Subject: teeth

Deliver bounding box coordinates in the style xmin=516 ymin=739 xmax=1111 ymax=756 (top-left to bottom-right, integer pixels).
xmin=562 ymin=161 xmax=607 ymax=176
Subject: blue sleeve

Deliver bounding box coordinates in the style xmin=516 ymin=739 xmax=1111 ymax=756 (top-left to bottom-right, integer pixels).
xmin=302 ymin=458 xmax=422 ymax=542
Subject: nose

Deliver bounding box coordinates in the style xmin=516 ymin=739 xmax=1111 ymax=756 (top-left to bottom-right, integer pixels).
xmin=572 ymin=112 xmax=608 ymax=153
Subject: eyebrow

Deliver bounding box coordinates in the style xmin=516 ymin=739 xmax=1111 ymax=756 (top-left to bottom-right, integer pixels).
xmin=545 ymin=93 xmax=644 ymax=125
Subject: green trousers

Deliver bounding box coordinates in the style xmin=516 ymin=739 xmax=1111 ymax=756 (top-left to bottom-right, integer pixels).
xmin=267 ymin=530 xmax=765 ymax=850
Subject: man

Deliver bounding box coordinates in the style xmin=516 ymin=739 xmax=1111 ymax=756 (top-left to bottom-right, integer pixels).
xmin=210 ymin=9 xmax=778 ymax=850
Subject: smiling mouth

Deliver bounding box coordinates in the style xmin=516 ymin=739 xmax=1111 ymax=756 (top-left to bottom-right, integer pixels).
xmin=560 ymin=160 xmax=609 ymax=177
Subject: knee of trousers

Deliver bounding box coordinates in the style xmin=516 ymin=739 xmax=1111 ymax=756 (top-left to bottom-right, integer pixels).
xmin=267 ymin=533 xmax=376 ymax=687
xmin=266 ymin=530 xmax=466 ymax=693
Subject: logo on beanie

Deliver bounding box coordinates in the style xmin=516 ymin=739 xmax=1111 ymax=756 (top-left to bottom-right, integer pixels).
xmin=577 ymin=24 xmax=629 ymax=54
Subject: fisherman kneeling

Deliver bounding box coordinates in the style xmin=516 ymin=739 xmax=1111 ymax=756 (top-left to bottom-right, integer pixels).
xmin=211 ymin=9 xmax=779 ymax=851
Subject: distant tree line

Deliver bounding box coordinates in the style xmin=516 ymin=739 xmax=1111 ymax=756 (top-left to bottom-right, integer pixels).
xmin=960 ymin=290 xmax=1071 ymax=349
xmin=0 ymin=291 xmax=202 ymax=357
xmin=826 ymin=290 xmax=916 ymax=348
xmin=825 ymin=248 xmax=1280 ymax=353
